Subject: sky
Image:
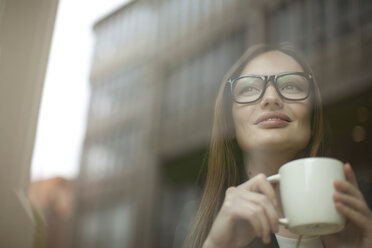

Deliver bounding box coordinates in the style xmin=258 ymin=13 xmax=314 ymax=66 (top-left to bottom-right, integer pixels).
xmin=31 ymin=0 xmax=131 ymax=181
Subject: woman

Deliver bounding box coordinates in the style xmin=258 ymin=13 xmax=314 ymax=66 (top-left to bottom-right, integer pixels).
xmin=186 ymin=44 xmax=372 ymax=247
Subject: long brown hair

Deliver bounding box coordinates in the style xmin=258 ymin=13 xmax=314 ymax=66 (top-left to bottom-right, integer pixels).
xmin=185 ymin=44 xmax=325 ymax=248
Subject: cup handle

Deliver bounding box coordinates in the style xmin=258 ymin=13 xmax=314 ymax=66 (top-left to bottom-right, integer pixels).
xmin=278 ymin=218 xmax=289 ymax=226
xmin=267 ymin=174 xmax=289 ymax=227
xmin=267 ymin=174 xmax=280 ymax=183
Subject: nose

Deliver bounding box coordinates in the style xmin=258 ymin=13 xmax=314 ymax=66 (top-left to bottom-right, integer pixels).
xmin=260 ymin=84 xmax=283 ymax=109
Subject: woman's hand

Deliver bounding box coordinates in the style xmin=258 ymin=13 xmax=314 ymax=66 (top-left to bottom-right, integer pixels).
xmin=321 ymin=163 xmax=372 ymax=248
xmin=203 ymin=174 xmax=280 ymax=248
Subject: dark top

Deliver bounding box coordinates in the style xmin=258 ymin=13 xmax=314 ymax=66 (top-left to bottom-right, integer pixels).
xmin=246 ymin=234 xmax=279 ymax=248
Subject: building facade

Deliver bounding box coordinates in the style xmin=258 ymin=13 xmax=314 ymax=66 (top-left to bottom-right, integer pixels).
xmin=72 ymin=0 xmax=372 ymax=247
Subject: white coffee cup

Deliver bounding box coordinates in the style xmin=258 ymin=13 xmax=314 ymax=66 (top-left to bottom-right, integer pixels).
xmin=267 ymin=157 xmax=346 ymax=235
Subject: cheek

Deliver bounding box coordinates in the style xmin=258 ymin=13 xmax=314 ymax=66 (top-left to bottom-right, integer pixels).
xmin=304 ymin=103 xmax=312 ymax=129
xmin=232 ymin=105 xmax=252 ymax=132
xmin=232 ymin=104 xmax=240 ymax=129
xmin=232 ymin=105 xmax=255 ymax=149
xmin=295 ymin=104 xmax=313 ymax=144
xmin=300 ymin=107 xmax=312 ymax=127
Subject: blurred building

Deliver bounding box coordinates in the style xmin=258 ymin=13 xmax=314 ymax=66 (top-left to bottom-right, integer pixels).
xmin=72 ymin=0 xmax=372 ymax=247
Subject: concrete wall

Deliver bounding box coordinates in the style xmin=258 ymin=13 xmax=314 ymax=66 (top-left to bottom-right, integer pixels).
xmin=0 ymin=0 xmax=58 ymax=247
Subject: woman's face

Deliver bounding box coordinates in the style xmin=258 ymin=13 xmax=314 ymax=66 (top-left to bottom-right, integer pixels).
xmin=232 ymin=51 xmax=312 ymax=154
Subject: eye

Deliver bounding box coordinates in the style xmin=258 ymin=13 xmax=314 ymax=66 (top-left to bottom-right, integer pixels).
xmin=239 ymin=86 xmax=260 ymax=94
xmin=278 ymin=76 xmax=308 ymax=94
xmin=281 ymin=83 xmax=302 ymax=92
xmin=276 ymin=74 xmax=310 ymax=99
xmin=234 ymin=77 xmax=263 ymax=96
xmin=236 ymin=85 xmax=261 ymax=97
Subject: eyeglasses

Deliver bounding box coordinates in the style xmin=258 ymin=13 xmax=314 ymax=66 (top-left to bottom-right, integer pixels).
xmin=227 ymin=72 xmax=313 ymax=104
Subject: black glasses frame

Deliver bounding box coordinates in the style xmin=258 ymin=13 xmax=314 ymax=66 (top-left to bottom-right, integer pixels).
xmin=227 ymin=71 xmax=313 ymax=104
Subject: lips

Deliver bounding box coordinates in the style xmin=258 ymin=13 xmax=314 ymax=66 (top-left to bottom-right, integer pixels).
xmin=255 ymin=112 xmax=292 ymax=128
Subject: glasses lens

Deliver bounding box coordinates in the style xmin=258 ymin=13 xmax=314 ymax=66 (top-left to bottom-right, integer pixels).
xmin=276 ymin=74 xmax=309 ymax=100
xmin=233 ymin=77 xmax=264 ymax=103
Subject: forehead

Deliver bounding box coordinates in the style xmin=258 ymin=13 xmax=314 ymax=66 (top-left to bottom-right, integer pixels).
xmin=241 ymin=51 xmax=304 ymax=75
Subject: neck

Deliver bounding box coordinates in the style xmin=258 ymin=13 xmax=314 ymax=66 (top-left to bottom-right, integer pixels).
xmin=244 ymin=150 xmax=296 ymax=178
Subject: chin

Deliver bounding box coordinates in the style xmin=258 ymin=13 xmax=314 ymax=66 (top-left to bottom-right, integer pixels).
xmin=236 ymin=127 xmax=311 ymax=153
xmin=241 ymin=134 xmax=311 ymax=153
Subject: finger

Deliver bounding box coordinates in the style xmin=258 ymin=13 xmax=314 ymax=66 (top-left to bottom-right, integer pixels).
xmin=243 ymin=203 xmax=263 ymax=239
xmin=333 ymin=192 xmax=369 ymax=215
xmin=222 ymin=189 xmax=264 ymax=239
xmin=242 ymin=191 xmax=279 ymax=233
xmin=234 ymin=197 xmax=272 ymax=244
xmin=248 ymin=203 xmax=272 ymax=244
xmin=334 ymin=180 xmax=364 ymax=199
xmin=343 ymin=163 xmax=358 ymax=187
xmin=241 ymin=174 xmax=277 ymax=203
xmin=335 ymin=202 xmax=369 ymax=229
